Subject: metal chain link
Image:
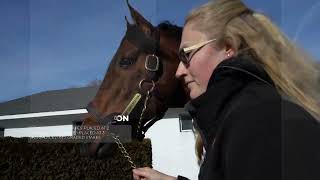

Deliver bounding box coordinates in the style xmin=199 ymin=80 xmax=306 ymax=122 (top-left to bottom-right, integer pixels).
xmin=137 ymin=90 xmax=151 ymax=135
xmin=106 ymin=90 xmax=152 ymax=169
xmin=109 ymin=132 xmax=137 ymax=169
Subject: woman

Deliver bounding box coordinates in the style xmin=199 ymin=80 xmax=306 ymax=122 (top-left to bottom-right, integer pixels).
xmin=133 ymin=0 xmax=320 ymax=179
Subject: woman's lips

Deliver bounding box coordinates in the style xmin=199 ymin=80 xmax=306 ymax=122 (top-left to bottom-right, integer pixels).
xmin=185 ymin=81 xmax=194 ymax=87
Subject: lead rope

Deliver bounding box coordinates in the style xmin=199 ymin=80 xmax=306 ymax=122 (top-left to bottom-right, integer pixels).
xmin=107 ymin=89 xmax=152 ymax=169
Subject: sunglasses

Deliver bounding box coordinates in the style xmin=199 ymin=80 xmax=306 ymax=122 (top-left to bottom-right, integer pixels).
xmin=179 ymin=39 xmax=217 ymax=65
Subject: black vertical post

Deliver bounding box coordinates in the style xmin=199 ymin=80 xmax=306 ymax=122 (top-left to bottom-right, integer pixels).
xmin=72 ymin=121 xmax=82 ymax=136
xmin=0 ymin=127 xmax=4 ymax=137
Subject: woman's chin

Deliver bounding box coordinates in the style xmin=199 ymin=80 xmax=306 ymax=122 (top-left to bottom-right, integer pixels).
xmin=189 ymin=90 xmax=201 ymax=100
xmin=189 ymin=86 xmax=206 ymax=100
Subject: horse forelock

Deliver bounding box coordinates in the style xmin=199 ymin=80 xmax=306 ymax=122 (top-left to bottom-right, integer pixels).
xmin=124 ymin=21 xmax=182 ymax=54
xmin=125 ymin=25 xmax=159 ymax=54
xmin=157 ymin=21 xmax=182 ymax=42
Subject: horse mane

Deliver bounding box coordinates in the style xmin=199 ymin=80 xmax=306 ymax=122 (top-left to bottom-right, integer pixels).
xmin=156 ymin=21 xmax=182 ymax=42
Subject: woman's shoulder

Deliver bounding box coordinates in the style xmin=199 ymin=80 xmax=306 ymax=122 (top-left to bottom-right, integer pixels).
xmin=229 ymin=80 xmax=319 ymax=123
xmin=223 ymin=80 xmax=320 ymax=140
xmin=221 ymin=81 xmax=320 ymax=180
xmin=222 ymin=80 xmax=319 ymax=133
xmin=226 ymin=80 xmax=281 ymax=115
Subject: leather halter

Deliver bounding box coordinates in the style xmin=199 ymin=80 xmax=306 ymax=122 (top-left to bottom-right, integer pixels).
xmin=84 ymin=26 xmax=168 ymax=157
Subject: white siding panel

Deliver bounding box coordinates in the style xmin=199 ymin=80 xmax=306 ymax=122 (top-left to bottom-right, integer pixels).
xmin=4 ymin=125 xmax=72 ymax=137
xmin=145 ymin=118 xmax=199 ymax=180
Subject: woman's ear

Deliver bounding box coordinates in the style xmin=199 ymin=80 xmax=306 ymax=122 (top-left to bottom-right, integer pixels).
xmin=222 ymin=36 xmax=237 ymax=58
xmin=225 ymin=43 xmax=236 ymax=58
xmin=226 ymin=49 xmax=235 ymax=57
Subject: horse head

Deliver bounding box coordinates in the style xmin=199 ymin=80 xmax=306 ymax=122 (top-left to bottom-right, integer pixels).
xmin=80 ymin=0 xmax=187 ymax=159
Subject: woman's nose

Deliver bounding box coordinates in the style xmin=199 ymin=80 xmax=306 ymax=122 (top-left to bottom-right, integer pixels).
xmin=175 ymin=62 xmax=188 ymax=78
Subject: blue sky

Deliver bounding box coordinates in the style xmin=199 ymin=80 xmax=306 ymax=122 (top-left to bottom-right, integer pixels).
xmin=0 ymin=0 xmax=319 ymax=102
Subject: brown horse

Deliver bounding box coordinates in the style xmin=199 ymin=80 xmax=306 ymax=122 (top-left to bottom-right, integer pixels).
xmin=80 ymin=1 xmax=188 ymax=160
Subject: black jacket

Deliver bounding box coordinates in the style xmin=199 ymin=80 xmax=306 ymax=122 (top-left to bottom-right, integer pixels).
xmin=179 ymin=56 xmax=320 ymax=180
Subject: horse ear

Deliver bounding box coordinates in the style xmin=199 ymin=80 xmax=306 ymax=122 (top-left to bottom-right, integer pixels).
xmin=125 ymin=16 xmax=133 ymax=28
xmin=126 ymin=0 xmax=154 ymax=36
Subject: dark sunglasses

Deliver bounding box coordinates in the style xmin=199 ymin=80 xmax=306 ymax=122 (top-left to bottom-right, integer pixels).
xmin=179 ymin=39 xmax=216 ymax=65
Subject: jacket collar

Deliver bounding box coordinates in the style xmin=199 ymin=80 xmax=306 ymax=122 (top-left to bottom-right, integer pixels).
xmin=184 ymin=56 xmax=274 ymax=149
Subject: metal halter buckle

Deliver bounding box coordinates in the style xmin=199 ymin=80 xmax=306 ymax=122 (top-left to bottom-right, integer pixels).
xmin=145 ymin=54 xmax=159 ymax=72
xmin=139 ymin=79 xmax=155 ymax=93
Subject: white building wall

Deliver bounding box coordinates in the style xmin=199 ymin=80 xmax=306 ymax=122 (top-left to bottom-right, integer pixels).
xmin=145 ymin=118 xmax=199 ymax=180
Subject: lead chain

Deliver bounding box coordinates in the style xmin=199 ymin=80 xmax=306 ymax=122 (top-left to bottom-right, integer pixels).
xmin=137 ymin=90 xmax=151 ymax=135
xmin=109 ymin=132 xmax=137 ymax=169
xmin=107 ymin=90 xmax=152 ymax=170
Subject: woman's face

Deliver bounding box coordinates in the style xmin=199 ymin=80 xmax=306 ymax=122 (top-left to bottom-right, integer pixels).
xmin=175 ymin=23 xmax=231 ymax=99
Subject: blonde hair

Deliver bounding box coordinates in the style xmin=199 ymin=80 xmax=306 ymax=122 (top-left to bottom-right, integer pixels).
xmin=186 ymin=0 xmax=320 ymax=163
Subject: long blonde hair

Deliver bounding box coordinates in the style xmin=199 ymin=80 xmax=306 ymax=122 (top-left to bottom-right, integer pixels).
xmin=186 ymin=0 xmax=320 ymax=163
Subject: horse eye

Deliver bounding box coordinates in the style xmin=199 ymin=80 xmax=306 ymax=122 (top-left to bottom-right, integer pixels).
xmin=119 ymin=58 xmax=135 ymax=68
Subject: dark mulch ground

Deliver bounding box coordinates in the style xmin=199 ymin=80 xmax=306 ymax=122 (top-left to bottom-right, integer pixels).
xmin=0 ymin=137 xmax=152 ymax=180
